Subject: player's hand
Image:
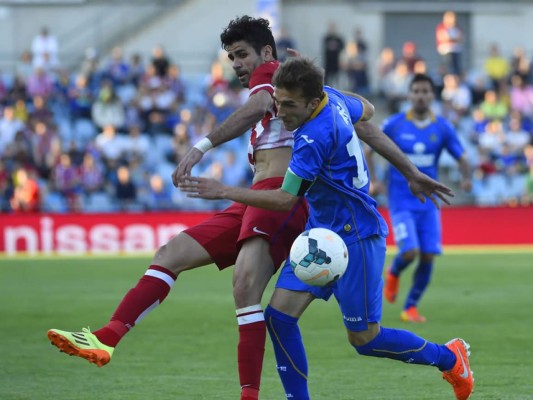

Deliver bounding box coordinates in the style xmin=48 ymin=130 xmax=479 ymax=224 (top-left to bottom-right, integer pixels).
xmin=172 ymin=148 xmax=204 ymax=187
xmin=408 ymin=171 xmax=455 ymax=208
xmin=286 ymin=48 xmax=301 ymax=58
xmin=178 ymin=177 xmax=226 ymax=200
xmin=369 ymin=180 xmax=385 ymax=196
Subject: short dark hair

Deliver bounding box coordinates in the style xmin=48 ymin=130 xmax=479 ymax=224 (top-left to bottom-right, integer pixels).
xmin=409 ymin=73 xmax=435 ymax=91
xmin=273 ymin=57 xmax=324 ymax=102
xmin=220 ymin=15 xmax=278 ymax=59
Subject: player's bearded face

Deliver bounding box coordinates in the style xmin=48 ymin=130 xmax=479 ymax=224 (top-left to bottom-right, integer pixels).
xmin=274 ymin=87 xmax=318 ymax=131
xmin=226 ymin=40 xmax=268 ymax=88
xmin=409 ymin=82 xmax=434 ymax=114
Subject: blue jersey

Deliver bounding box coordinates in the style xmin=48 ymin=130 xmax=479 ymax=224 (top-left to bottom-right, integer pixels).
xmin=287 ymin=86 xmax=388 ymax=244
xmin=381 ymin=111 xmax=465 ymax=212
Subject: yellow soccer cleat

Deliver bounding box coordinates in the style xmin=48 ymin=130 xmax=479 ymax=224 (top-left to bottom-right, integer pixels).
xmin=47 ymin=327 xmax=114 ymax=367
xmin=442 ymin=338 xmax=474 ymax=400
xmin=400 ymin=306 xmax=427 ymax=323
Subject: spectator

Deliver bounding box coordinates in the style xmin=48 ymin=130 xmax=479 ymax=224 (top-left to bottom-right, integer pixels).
xmin=341 ymin=41 xmax=370 ymax=96
xmin=31 ymin=26 xmax=59 ymax=70
xmin=376 ymin=47 xmax=396 ymax=98
xmin=142 ymin=173 xmax=174 ymax=210
xmin=435 ymin=11 xmax=464 ymax=75
xmin=479 ymin=89 xmax=509 ymax=121
xmin=441 ymin=73 xmax=472 ymax=122
xmin=103 ymin=46 xmax=130 ymax=87
xmin=151 ymin=45 xmax=170 ymax=78
xmin=10 ymin=167 xmax=41 ymax=212
xmin=0 ymin=106 xmax=25 ymax=157
xmin=91 ymin=81 xmax=126 ymax=130
xmin=276 ymin=27 xmax=296 ymax=62
xmin=79 ymin=152 xmax=105 ymax=194
xmin=113 ymin=165 xmax=137 ymax=211
xmin=322 ymin=21 xmax=345 ymax=86
xmin=0 ymin=159 xmax=12 ymax=211
xmin=15 ymin=50 xmax=34 ymax=83
xmin=484 ymin=43 xmax=510 ymax=91
xmin=52 ymin=153 xmax=81 ymax=211
xmin=399 ymin=41 xmax=423 ymax=74
xmin=26 ymin=67 xmax=54 ymax=99
xmin=94 ymin=124 xmax=125 ymax=171
xmin=381 ymin=60 xmax=412 ymax=113
xmin=510 ymin=47 xmax=531 ymax=82
xmin=509 ymin=74 xmax=533 ymax=119
xmin=31 ymin=120 xmax=61 ymax=179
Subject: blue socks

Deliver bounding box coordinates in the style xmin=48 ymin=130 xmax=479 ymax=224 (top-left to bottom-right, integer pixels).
xmin=405 ymin=260 xmax=433 ymax=309
xmin=389 ymin=253 xmax=411 ymax=276
xmin=355 ymin=327 xmax=455 ymax=371
xmin=264 ymin=305 xmax=310 ymax=400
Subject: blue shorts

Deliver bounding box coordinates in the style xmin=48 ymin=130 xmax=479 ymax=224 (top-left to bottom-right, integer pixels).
xmin=276 ymin=235 xmax=386 ymax=332
xmin=389 ymin=208 xmax=442 ymax=255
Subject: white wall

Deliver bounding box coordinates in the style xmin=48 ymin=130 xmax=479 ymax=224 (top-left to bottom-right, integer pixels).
xmin=121 ymin=0 xmax=255 ymax=77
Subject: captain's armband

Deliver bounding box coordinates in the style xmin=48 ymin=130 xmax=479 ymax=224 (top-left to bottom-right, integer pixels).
xmin=281 ymin=169 xmax=314 ymax=196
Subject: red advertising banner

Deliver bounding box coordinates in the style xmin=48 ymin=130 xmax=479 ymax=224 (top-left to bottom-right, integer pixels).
xmin=0 ymin=207 xmax=532 ymax=255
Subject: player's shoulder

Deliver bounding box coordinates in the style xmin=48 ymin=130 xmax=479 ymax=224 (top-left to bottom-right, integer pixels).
xmin=382 ymin=112 xmax=406 ymax=129
xmin=254 ymin=60 xmax=280 ymax=76
xmin=433 ymin=114 xmax=456 ymax=132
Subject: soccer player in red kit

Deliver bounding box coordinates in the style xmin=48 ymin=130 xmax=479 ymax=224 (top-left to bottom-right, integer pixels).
xmin=47 ymin=16 xmax=308 ymax=400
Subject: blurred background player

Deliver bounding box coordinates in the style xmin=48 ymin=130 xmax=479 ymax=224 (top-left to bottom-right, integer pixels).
xmin=47 ymin=16 xmax=308 ymax=400
xmin=179 ymin=57 xmax=474 ymax=400
xmin=368 ymin=73 xmax=472 ymax=322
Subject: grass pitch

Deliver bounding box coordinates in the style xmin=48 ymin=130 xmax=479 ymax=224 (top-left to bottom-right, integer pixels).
xmin=1 ymin=250 xmax=532 ymax=399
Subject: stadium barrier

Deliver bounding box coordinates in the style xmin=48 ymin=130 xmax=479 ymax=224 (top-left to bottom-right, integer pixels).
xmin=1 ymin=207 xmax=532 ymax=256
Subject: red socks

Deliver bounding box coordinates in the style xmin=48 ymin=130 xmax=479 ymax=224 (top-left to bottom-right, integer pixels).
xmin=237 ymin=305 xmax=266 ymax=399
xmin=94 ymin=265 xmax=176 ymax=347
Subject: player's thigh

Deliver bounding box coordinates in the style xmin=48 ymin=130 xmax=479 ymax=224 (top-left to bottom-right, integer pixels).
xmin=151 ymin=231 xmax=213 ymax=273
xmin=335 ymin=235 xmax=387 ymax=332
xmin=390 ymin=210 xmax=419 ymax=253
xmin=416 ymin=208 xmax=442 ymax=254
xmin=156 ymin=203 xmax=244 ymax=272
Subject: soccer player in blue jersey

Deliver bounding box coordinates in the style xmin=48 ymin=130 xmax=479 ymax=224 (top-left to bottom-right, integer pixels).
xmin=180 ymin=58 xmax=474 ymax=400
xmin=369 ymin=73 xmax=472 ymax=323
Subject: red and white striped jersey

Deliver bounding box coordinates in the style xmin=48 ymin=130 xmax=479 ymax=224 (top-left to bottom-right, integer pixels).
xmin=247 ymin=61 xmax=293 ymax=170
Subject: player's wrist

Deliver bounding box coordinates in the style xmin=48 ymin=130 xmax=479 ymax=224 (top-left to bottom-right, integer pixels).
xmin=194 ymin=137 xmax=214 ymax=154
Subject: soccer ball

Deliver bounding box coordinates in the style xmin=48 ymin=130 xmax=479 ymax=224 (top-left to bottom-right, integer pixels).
xmin=289 ymin=227 xmax=349 ymax=286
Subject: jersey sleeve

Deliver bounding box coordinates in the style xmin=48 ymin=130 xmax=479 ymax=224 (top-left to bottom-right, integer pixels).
xmin=441 ymin=118 xmax=465 ymax=159
xmin=344 ymin=95 xmax=365 ymax=124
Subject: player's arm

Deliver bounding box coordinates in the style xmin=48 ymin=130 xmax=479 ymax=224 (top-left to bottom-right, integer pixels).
xmin=356 ymin=120 xmax=454 ymax=206
xmin=206 ymin=90 xmax=272 ymax=147
xmin=457 ymin=153 xmax=473 ymax=192
xmin=178 ymin=168 xmax=309 ymax=211
xmin=172 ymin=90 xmax=272 ymax=185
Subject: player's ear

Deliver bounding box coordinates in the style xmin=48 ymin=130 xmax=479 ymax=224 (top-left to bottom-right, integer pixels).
xmin=309 ymin=97 xmax=321 ymax=111
xmin=262 ymin=45 xmax=273 ymax=60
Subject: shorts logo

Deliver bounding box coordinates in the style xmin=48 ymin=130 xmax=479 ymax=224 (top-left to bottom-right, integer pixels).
xmin=253 ymin=226 xmax=269 ymax=236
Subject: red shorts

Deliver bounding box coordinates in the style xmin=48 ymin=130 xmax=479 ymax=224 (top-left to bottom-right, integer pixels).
xmin=185 ymin=177 xmax=309 ymax=270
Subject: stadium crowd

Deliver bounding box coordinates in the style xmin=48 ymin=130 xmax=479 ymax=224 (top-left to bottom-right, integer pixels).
xmin=1 ymin=25 xmax=532 ymax=213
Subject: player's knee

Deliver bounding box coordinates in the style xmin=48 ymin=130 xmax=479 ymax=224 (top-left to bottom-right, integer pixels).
xmin=233 ymin=270 xmax=256 ymax=304
xmin=347 ymin=326 xmax=379 ymax=348
xmin=152 ymin=242 xmax=188 ymax=275
xmin=402 ymin=249 xmax=419 ymax=263
xmin=420 ymin=253 xmax=434 ymax=263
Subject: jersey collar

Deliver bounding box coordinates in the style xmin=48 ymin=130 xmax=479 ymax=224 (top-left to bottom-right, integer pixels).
xmin=308 ymin=92 xmax=329 ymax=121
xmin=406 ymin=109 xmax=436 ymax=122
